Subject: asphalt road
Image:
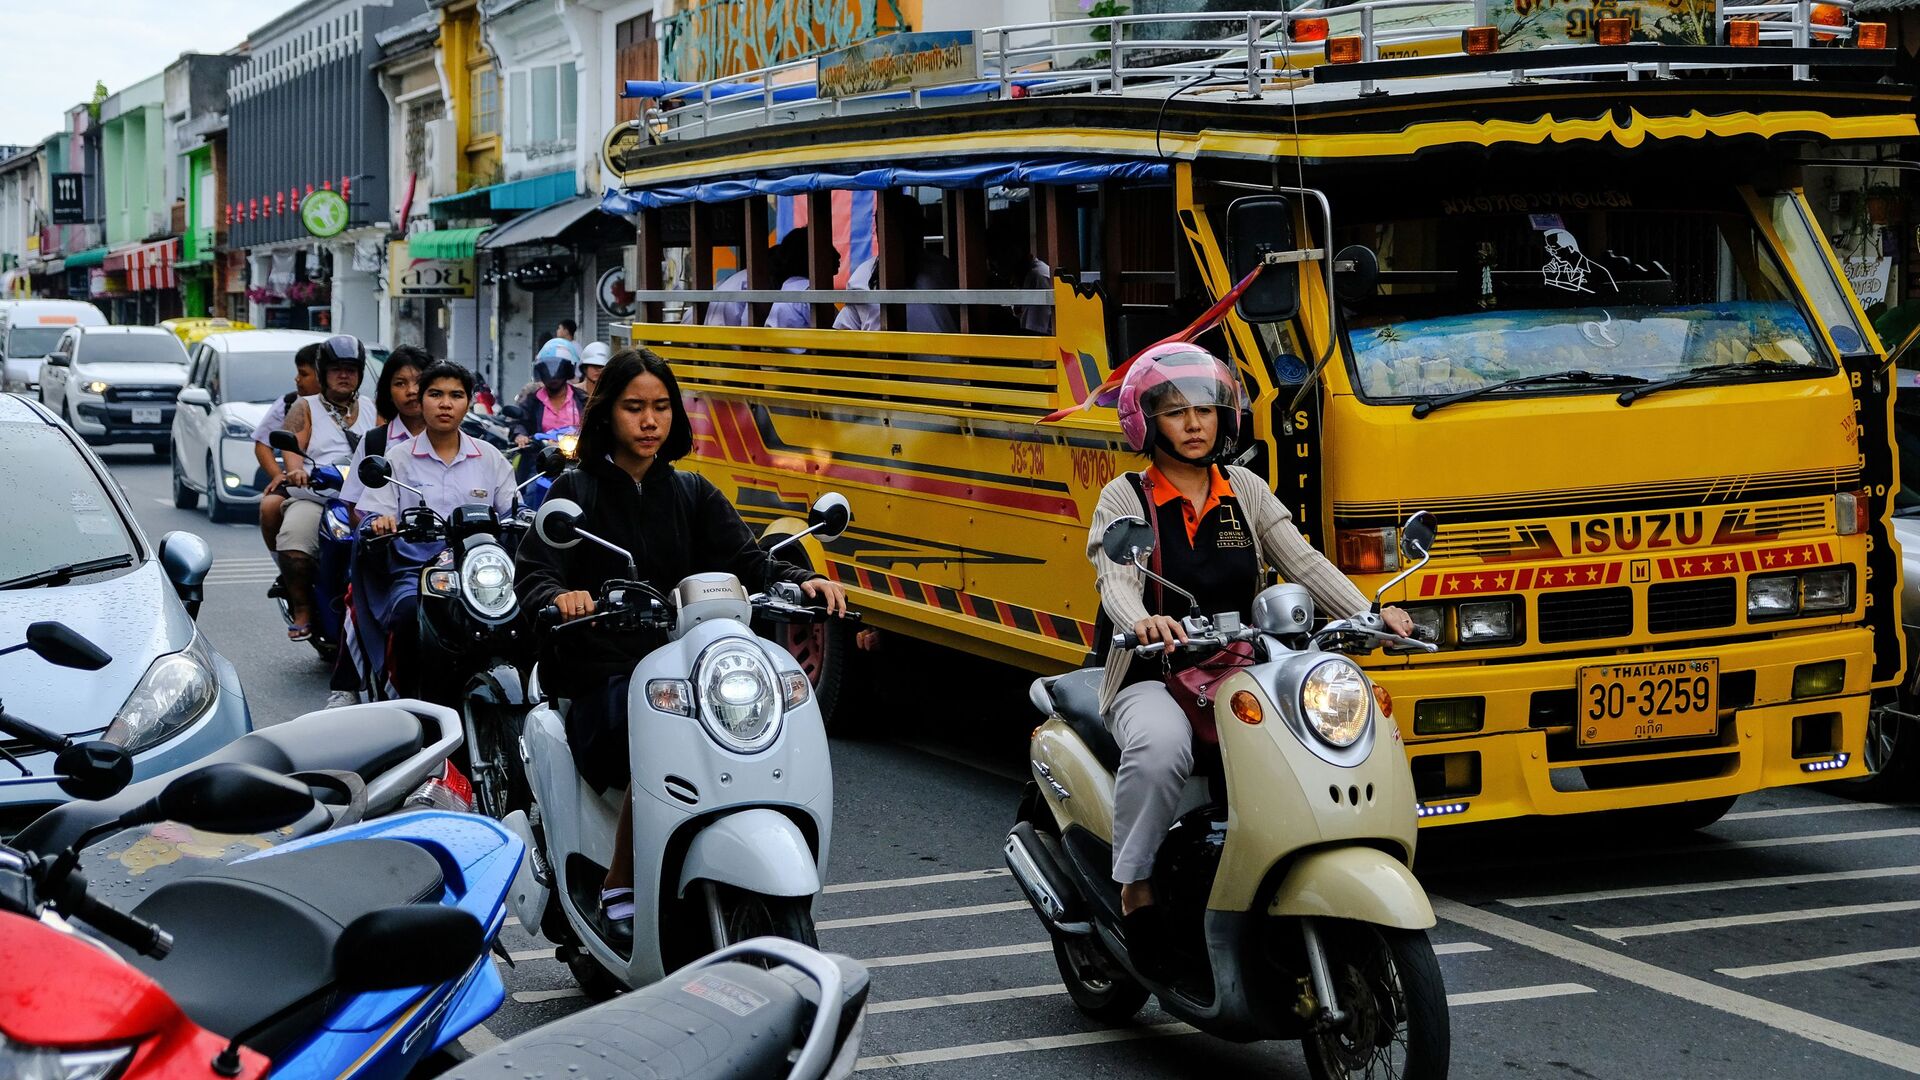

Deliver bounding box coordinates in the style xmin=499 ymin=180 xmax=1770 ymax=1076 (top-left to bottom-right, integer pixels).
xmin=98 ymin=444 xmax=1920 ymax=1079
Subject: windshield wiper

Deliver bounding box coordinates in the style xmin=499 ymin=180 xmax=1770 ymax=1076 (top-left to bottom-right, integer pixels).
xmin=0 ymin=554 xmax=135 ymax=591
xmin=1616 ymin=361 xmax=1814 ymax=406
xmin=1411 ymin=370 xmax=1649 ymax=418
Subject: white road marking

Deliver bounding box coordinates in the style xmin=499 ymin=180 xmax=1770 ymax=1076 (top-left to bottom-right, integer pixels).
xmin=1718 ymin=946 xmax=1920 ymax=980
xmin=819 ymin=900 xmax=1031 ymax=931
xmin=825 ymin=868 xmax=1011 ymax=894
xmin=1436 ymin=898 xmax=1920 ymax=1074
xmin=1501 ymin=865 xmax=1920 ymax=908
xmin=869 ymin=984 xmax=1065 ymax=1014
xmin=1433 ymin=941 xmax=1492 ymax=956
xmin=1578 ymin=900 xmax=1920 ymax=943
xmin=511 ymin=988 xmax=585 ymax=1004
xmin=1724 ymin=802 xmax=1901 ymax=821
xmin=858 ymin=941 xmax=1052 ymax=969
xmin=497 ymin=947 xmax=556 ymax=963
xmin=855 ymin=1022 xmax=1197 ymax=1071
xmin=457 ymin=1023 xmax=502 ymax=1053
xmin=1446 ymin=982 xmax=1595 ymax=1007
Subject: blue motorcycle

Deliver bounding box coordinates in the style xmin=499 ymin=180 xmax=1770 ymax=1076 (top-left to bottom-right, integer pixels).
xmin=267 ymin=430 xmax=356 ymax=660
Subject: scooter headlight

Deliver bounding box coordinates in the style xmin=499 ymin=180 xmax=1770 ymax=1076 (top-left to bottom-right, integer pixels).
xmin=460 ymin=546 xmax=517 ymax=619
xmin=694 ymin=640 xmax=782 ymax=753
xmin=1300 ymin=657 xmax=1372 ymax=748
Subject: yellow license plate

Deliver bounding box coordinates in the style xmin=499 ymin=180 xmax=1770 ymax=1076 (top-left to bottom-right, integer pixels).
xmin=1576 ymin=658 xmax=1719 ymax=747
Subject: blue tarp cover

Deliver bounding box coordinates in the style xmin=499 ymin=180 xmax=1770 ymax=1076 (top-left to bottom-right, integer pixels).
xmin=601 ymin=158 xmax=1169 ymax=213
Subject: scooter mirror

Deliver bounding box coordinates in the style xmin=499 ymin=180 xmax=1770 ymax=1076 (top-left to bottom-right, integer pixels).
xmin=1100 ymin=516 xmax=1155 ymax=567
xmin=535 ymin=498 xmax=585 ymax=549
xmin=334 ymin=905 xmax=485 ymax=992
xmin=537 ymin=445 xmax=568 ymax=478
xmin=25 ymin=621 xmax=112 ymax=670
xmin=808 ymin=492 xmax=852 ymax=543
xmin=54 ymin=740 xmax=134 ymax=800
xmin=138 ymin=762 xmax=314 ymax=834
xmin=500 ymin=403 xmax=527 ymax=423
xmin=358 ymin=455 xmax=394 ymax=490
xmin=1401 ymin=511 xmax=1438 ymax=561
xmin=267 ymin=429 xmax=301 ymax=455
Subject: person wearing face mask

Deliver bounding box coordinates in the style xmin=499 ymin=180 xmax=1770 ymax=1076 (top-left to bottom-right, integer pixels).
xmin=515 ymin=347 xmax=848 ymax=936
xmin=510 ymin=337 xmax=589 ymax=479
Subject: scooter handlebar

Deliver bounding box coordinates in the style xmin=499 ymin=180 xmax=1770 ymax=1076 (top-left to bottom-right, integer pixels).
xmin=75 ymin=890 xmax=173 ymax=959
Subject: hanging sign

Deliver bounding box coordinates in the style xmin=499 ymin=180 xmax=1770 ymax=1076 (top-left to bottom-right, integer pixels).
xmin=817 ymin=30 xmax=976 ymax=99
xmin=388 ymin=241 xmax=475 ymax=298
xmin=51 ymin=173 xmax=85 ymax=224
xmin=1846 ymin=256 xmax=1893 ymax=308
xmin=301 ymin=189 xmax=349 ymax=238
xmin=597 ymin=262 xmax=635 ymax=318
xmin=1487 ymin=0 xmax=1716 ymax=48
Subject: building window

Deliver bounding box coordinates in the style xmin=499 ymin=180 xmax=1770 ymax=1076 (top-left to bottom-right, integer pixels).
xmin=470 ymin=66 xmax=500 ymax=138
xmin=616 ymin=16 xmax=658 ymax=125
xmin=509 ymin=62 xmax=577 ymax=154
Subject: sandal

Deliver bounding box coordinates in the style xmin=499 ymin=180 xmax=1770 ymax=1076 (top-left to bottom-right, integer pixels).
xmin=287 ymin=623 xmax=312 ymax=642
xmin=599 ymin=887 xmax=635 ymax=923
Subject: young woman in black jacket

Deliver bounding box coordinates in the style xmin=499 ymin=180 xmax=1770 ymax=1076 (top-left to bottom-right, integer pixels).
xmin=515 ymin=348 xmax=847 ymax=928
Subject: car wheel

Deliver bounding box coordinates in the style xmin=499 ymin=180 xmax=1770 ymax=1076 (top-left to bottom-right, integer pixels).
xmin=171 ymin=451 xmax=200 ymax=509
xmin=205 ymin=457 xmax=242 ymax=524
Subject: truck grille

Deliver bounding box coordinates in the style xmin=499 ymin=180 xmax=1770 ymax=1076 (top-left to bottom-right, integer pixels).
xmin=104 ymin=385 xmax=178 ymax=403
xmin=1537 ymin=587 xmax=1633 ymax=643
xmin=1648 ymin=578 xmax=1737 ymax=633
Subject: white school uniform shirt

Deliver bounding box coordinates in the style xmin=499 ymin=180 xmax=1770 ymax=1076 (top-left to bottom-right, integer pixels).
xmin=355 ymin=432 xmax=519 ymax=521
xmin=1016 ymin=257 xmax=1054 ymax=335
xmin=765 ymin=275 xmax=815 ymax=330
xmin=704 ymin=270 xmax=751 ymax=327
xmin=833 ymin=258 xmax=881 ymax=332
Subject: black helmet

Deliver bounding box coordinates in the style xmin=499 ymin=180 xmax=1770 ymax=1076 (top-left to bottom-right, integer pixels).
xmin=318 ymin=334 xmax=367 ymax=377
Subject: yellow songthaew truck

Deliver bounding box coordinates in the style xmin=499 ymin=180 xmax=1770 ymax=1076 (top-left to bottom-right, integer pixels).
xmin=604 ymin=1 xmax=1907 ymax=827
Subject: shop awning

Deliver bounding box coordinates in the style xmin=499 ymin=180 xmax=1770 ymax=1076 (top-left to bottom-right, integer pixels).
xmin=408 ymin=227 xmax=488 ymax=260
xmin=477 ymin=194 xmax=604 ymax=251
xmin=602 ymin=157 xmax=1170 ymax=213
xmin=63 ymin=247 xmax=108 ymax=269
xmin=106 ymin=239 xmax=178 ymax=291
xmin=429 ymin=169 xmax=577 ymax=221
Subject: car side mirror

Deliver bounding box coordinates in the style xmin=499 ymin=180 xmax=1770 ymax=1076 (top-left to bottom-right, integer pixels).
xmin=808 ymin=492 xmax=852 ymax=543
xmin=125 ymin=762 xmax=315 ymax=835
xmin=1225 ymin=195 xmax=1302 ymax=324
xmin=1100 ymin=516 xmax=1155 ymax=566
xmin=535 ymin=498 xmax=584 ymax=549
xmin=176 ymin=386 xmax=213 ymax=409
xmin=25 ymin=621 xmax=111 ymax=670
xmin=536 ymin=445 xmax=568 ymax=479
xmin=1401 ymin=511 xmax=1438 ymax=562
xmin=46 ymin=353 xmax=70 ymax=367
xmin=267 ymin=429 xmax=301 ymax=454
xmin=333 ymin=905 xmax=486 ymax=992
xmin=158 ymin=531 xmax=212 ymax=620
xmin=358 ymin=455 xmax=393 ymax=490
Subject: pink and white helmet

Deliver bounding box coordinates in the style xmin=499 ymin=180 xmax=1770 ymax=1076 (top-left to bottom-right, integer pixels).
xmin=1116 ymin=342 xmax=1247 ymax=459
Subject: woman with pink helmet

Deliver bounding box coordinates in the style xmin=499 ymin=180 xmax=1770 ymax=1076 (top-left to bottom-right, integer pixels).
xmin=1086 ymin=341 xmax=1415 ymax=972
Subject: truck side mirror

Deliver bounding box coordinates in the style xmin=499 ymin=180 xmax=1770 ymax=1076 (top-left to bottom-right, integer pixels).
xmin=1226 ymin=196 xmax=1302 ymax=324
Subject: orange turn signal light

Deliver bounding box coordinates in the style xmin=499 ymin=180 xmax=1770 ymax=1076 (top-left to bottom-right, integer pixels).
xmin=1811 ymin=2 xmax=1845 ymax=40
xmin=1292 ymin=17 xmax=1329 ymax=43
xmin=1596 ymin=17 xmax=1633 ymax=45
xmin=1326 ymin=35 xmax=1363 ymax=64
xmin=1857 ymin=20 xmax=1887 ymax=48
xmin=1231 ymin=690 xmax=1265 ymax=726
xmin=1461 ymin=26 xmax=1499 ymax=55
xmin=1372 ymin=684 xmax=1395 ymax=719
xmin=1726 ymin=18 xmax=1760 ymax=46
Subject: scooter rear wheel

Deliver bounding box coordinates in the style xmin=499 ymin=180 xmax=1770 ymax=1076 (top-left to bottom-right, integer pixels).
xmin=1053 ymin=934 xmax=1149 ymax=1023
xmin=1301 ymin=925 xmax=1449 ymax=1080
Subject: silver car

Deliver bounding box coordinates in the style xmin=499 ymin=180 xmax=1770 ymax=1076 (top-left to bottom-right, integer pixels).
xmin=169 ymin=329 xmax=328 ymax=523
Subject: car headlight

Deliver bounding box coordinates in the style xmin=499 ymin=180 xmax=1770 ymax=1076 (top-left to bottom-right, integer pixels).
xmin=1300 ymin=657 xmax=1372 ymax=748
xmin=459 ymin=547 xmax=516 ymax=618
xmin=694 ymin=640 xmax=782 ymax=752
xmin=223 ymin=417 xmax=253 ymax=438
xmin=1802 ymin=568 xmax=1853 ymax=612
xmin=1747 ymin=574 xmax=1799 ymax=620
xmin=105 ymin=634 xmax=216 ymax=753
xmin=0 ymin=1038 xmax=134 ymax=1080
xmin=84 ymin=380 xmax=110 ymax=395
xmin=1458 ymin=599 xmax=1518 ymax=645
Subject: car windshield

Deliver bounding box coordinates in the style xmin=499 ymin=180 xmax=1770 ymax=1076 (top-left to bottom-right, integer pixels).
xmin=80 ymin=334 xmax=189 ymax=364
xmin=222 ymin=351 xmax=299 ymax=404
xmin=7 ymin=326 xmax=66 ymax=358
xmin=1336 ymin=187 xmax=1831 ymax=401
xmin=0 ymin=425 xmax=137 ymax=581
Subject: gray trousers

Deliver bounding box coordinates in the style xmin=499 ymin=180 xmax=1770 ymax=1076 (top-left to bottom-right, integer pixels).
xmin=1108 ymin=680 xmax=1194 ymax=884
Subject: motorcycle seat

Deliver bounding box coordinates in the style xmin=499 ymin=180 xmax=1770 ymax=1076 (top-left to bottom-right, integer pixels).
xmin=1042 ymin=669 xmax=1121 ymax=773
xmin=13 ymin=707 xmax=425 ymax=857
xmin=120 ymin=837 xmax=446 ymax=1059
xmin=443 ymin=953 xmax=870 ymax=1080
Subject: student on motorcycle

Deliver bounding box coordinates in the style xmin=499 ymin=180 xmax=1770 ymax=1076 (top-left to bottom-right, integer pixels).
xmin=515 ymin=347 xmax=847 ymax=930
xmin=355 ymin=361 xmax=519 ymax=699
xmin=339 ymin=344 xmax=431 ymax=507
xmin=1087 ymin=343 xmax=1413 ymax=967
xmin=253 ymin=344 xmax=322 ymax=557
xmin=277 ymin=335 xmax=377 ymax=642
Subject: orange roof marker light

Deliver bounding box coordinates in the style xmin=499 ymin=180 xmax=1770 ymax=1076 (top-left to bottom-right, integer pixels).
xmin=1461 ymin=26 xmax=1499 ymax=54
xmin=1726 ymin=18 xmax=1761 ymax=46
xmin=1292 ymin=16 xmax=1329 ymax=43
xmin=1596 ymin=17 xmax=1633 ymax=45
xmin=1857 ymin=21 xmax=1888 ymax=48
xmin=1326 ymin=35 xmax=1364 ymax=64
xmin=1811 ymin=3 xmax=1845 ymax=40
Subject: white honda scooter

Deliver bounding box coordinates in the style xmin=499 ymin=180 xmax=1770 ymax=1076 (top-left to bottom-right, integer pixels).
xmin=502 ymin=492 xmax=855 ymax=997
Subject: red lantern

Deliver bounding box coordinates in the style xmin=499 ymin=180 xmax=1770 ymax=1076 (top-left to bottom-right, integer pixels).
xmin=322 ymin=179 xmax=332 ymax=191
xmin=305 ymin=183 xmax=314 ymax=197
xmin=273 ymin=192 xmax=284 ymax=215
xmin=223 ymin=203 xmax=232 ymax=226
xmin=340 ymin=176 xmax=351 ymax=199
xmin=288 ymin=187 xmax=299 ymax=209
xmin=247 ymin=197 xmax=258 ymax=221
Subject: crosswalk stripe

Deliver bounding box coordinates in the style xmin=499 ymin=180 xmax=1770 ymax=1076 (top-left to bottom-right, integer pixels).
xmin=819 ymin=901 xmax=1031 ymax=931
xmin=825 ymin=868 xmax=1011 ymax=894
xmin=511 ymin=988 xmax=585 ymax=1004
xmin=1447 ymin=982 xmax=1595 ymax=1006
xmin=858 ymin=941 xmax=1052 ymax=969
xmin=1578 ymin=900 xmax=1920 ymax=943
xmin=1500 ymin=865 xmax=1920 ymax=908
xmin=869 ymin=984 xmax=1064 ymax=1014
xmin=1718 ymin=946 xmax=1920 ymax=980
xmin=1434 ymin=941 xmax=1492 ymax=956
xmin=1723 ymin=802 xmax=1901 ymax=821
xmin=855 ymin=1021 xmax=1197 ymax=1071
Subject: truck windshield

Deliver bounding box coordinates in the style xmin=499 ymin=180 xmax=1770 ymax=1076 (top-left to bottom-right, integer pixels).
xmin=1336 ymin=189 xmax=1832 ymax=402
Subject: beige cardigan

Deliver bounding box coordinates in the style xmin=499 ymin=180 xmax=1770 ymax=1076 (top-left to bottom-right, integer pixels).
xmin=1088 ymin=465 xmax=1372 ymax=713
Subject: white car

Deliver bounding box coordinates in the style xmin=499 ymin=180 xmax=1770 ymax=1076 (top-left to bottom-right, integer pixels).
xmin=38 ymin=325 xmax=190 ymax=454
xmin=170 ymin=329 xmax=328 ymax=523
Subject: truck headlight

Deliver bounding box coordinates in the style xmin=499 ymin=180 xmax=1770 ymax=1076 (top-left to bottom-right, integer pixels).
xmin=1458 ymin=599 xmax=1518 ymax=645
xmin=695 ymin=640 xmax=782 ymax=753
xmin=1403 ymin=604 xmax=1446 ymax=646
xmin=1300 ymin=658 xmax=1371 ymax=748
xmin=460 ymin=547 xmax=516 ymax=618
xmin=1801 ymin=568 xmax=1853 ymax=613
xmin=1747 ymin=574 xmax=1799 ymax=620
xmin=85 ymin=380 xmax=110 ymax=395
xmin=105 ymin=635 xmax=216 ymax=752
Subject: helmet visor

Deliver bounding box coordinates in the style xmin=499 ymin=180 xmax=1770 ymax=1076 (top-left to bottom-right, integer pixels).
xmin=1140 ymin=365 xmax=1245 ymax=418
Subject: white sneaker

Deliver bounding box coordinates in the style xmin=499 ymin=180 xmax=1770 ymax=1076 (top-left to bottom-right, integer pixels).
xmin=325 ymin=690 xmax=359 ymax=709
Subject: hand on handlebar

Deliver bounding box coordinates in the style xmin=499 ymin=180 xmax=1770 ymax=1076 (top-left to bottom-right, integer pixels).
xmin=799 ymin=576 xmax=848 ymax=617
xmin=1132 ymin=615 xmax=1188 ymax=649
xmin=367 ymin=514 xmax=398 ymax=536
xmin=284 ymin=463 xmax=310 ymax=489
xmin=553 ymin=590 xmax=596 ymax=620
xmin=1381 ymin=605 xmax=1414 ymax=638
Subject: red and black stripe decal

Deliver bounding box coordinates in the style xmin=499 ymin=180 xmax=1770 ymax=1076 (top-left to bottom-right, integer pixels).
xmin=825 ymin=560 xmax=1090 ymax=648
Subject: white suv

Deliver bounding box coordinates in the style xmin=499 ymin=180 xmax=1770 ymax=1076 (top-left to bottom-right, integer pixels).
xmin=39 ymin=326 xmax=190 ymax=455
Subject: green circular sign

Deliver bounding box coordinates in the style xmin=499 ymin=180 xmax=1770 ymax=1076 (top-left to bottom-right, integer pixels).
xmin=300 ymin=189 xmax=349 ymax=238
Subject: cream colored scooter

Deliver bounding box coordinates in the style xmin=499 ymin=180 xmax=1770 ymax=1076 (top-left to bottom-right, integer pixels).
xmin=1006 ymin=512 xmax=1449 ymax=1080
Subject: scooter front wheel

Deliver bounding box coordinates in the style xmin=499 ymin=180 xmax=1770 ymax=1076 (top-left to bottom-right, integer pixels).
xmin=1301 ymin=925 xmax=1449 ymax=1080
xmin=1053 ymin=934 xmax=1149 ymax=1023
xmin=703 ymin=883 xmax=818 ymax=952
